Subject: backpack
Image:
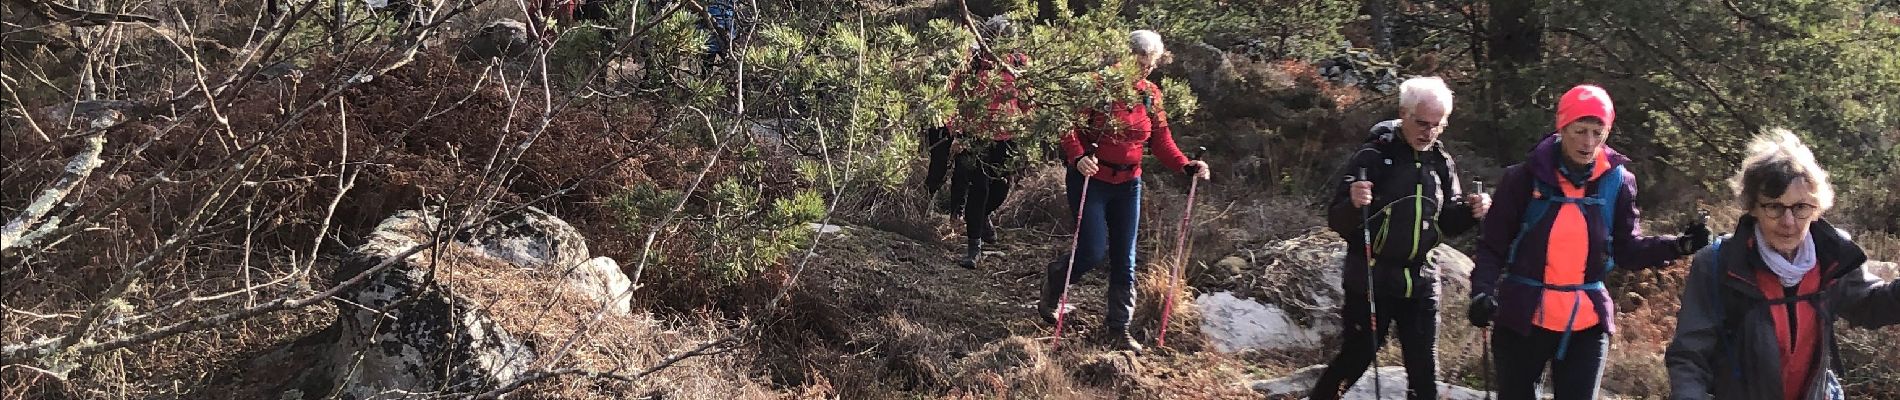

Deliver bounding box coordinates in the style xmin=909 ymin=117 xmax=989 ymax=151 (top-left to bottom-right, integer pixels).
xmin=1505 ymin=164 xmax=1625 ymax=272
xmin=1501 ymin=162 xmax=1624 ymax=359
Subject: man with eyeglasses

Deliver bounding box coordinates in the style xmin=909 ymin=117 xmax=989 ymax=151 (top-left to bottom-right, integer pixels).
xmin=1467 ymin=84 xmax=1712 ymax=399
xmin=1311 ymin=77 xmax=1489 ymax=400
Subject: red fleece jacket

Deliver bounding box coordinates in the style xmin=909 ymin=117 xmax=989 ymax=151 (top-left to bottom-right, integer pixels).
xmin=1060 ymin=79 xmax=1189 ymax=184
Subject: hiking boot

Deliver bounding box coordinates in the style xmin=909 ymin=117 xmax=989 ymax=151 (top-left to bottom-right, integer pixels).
xmin=1107 ymin=328 xmax=1144 ymax=353
xmin=958 ymin=239 xmax=982 ymax=269
xmin=1037 ymin=271 xmax=1063 ymax=324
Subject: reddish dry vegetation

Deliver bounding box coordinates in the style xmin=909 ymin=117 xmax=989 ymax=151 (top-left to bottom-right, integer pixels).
xmin=7 ymin=41 xmax=1898 ymax=400
xmin=0 ymin=49 xmax=743 ymax=397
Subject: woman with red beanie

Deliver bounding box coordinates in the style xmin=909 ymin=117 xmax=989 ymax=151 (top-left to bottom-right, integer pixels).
xmin=1466 ymin=84 xmax=1712 ymax=399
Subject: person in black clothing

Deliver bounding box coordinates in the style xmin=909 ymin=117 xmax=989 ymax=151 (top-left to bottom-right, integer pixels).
xmin=946 ymin=39 xmax=1030 ymax=269
xmin=923 ymin=125 xmax=970 ymax=217
xmin=1309 ymin=77 xmax=1491 ymax=400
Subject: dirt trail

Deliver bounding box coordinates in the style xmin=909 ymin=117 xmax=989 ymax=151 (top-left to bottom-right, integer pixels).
xmin=773 ymin=220 xmax=1262 ymax=398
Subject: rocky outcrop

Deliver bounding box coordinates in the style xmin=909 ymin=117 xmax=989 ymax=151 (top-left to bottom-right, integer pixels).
xmin=239 ymin=208 xmax=630 ymax=398
xmin=1195 ymin=228 xmax=1474 ymax=353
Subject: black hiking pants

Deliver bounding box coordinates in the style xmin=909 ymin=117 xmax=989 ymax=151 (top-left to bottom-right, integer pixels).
xmin=1492 ymin=325 xmax=1609 ymax=400
xmin=922 ymin=127 xmax=967 ymax=214
xmin=1310 ymin=292 xmax=1439 ymax=400
xmin=960 ymin=140 xmax=1016 ymax=243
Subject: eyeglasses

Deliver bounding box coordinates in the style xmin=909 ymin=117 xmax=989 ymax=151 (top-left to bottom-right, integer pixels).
xmin=1757 ymin=202 xmax=1819 ymax=220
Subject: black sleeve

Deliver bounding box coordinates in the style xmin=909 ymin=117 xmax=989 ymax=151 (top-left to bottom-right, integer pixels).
xmin=1326 ymin=146 xmax=1382 ymax=243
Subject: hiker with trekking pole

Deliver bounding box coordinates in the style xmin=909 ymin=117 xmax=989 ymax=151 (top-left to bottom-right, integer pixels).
xmin=1664 ymin=130 xmax=1900 ymax=400
xmin=1037 ymin=30 xmax=1211 ymax=353
xmin=1308 ymin=77 xmax=1489 ymax=400
xmin=1467 ymin=84 xmax=1712 ymax=400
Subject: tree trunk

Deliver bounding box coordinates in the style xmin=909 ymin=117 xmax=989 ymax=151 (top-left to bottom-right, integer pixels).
xmin=1482 ymin=0 xmax=1545 ymax=159
xmin=1365 ymin=0 xmax=1395 ymax=55
xmin=332 ymin=0 xmax=346 ymax=53
xmin=1486 ymin=0 xmax=1543 ymax=107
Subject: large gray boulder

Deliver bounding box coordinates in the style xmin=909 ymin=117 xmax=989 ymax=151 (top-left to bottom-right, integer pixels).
xmin=1196 ymin=229 xmax=1474 ymax=353
xmin=239 ymin=208 xmax=630 ymax=398
xmin=458 ymin=19 xmax=534 ymax=62
xmin=460 ymin=206 xmax=591 ymax=269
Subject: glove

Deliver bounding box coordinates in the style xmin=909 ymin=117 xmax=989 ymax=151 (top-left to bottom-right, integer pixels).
xmin=1678 ymin=221 xmax=1712 ymax=256
xmin=1468 ymin=292 xmax=1498 ymax=328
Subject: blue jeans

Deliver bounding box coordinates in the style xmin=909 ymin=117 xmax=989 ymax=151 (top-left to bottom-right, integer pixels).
xmin=1045 ymin=170 xmax=1143 ymax=329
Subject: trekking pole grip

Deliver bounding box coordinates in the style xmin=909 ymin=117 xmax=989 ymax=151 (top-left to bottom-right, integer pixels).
xmin=1184 ymin=146 xmax=1206 ymax=175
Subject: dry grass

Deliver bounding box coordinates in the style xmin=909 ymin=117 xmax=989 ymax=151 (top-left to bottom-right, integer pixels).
xmin=406 ymin=243 xmax=772 ymax=399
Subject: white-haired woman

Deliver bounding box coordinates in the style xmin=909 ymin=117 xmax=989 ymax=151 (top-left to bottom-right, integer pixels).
xmin=1036 ymin=30 xmax=1210 ymax=353
xmin=1308 ymin=77 xmax=1489 ymax=400
xmin=1666 ymin=130 xmax=1900 ymax=400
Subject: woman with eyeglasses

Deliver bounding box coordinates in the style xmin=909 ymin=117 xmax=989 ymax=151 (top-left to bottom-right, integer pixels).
xmin=1666 ymin=130 xmax=1900 ymax=400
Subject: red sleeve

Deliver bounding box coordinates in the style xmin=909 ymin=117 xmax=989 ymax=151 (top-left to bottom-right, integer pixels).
xmin=1061 ymin=109 xmax=1089 ymax=165
xmin=1143 ymin=82 xmax=1190 ymax=172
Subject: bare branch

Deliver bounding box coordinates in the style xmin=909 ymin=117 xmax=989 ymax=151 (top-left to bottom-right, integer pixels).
xmin=0 ymin=74 xmax=52 ymax=142
xmin=3 ymin=0 xmax=158 ymax=28
xmin=1 ymin=132 xmax=104 ymax=251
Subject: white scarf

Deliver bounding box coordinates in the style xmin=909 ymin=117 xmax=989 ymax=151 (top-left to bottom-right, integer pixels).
xmin=1754 ymin=225 xmax=1818 ymax=287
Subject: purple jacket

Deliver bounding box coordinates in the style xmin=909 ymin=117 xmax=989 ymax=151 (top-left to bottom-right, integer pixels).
xmin=1471 ymin=133 xmax=1685 ymax=335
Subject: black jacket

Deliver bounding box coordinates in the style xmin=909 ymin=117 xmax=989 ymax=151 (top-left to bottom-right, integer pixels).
xmin=1327 ymin=119 xmax=1480 ymax=298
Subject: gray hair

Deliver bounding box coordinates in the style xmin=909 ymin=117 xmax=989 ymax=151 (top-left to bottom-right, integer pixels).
xmin=1398 ymin=77 xmax=1454 ymax=114
xmin=1130 ymin=30 xmax=1165 ymax=57
xmin=1731 ymin=129 xmax=1836 ymax=213
xmin=982 ymin=15 xmax=1013 ymax=37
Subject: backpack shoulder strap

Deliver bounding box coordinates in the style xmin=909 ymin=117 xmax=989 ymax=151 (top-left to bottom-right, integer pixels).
xmin=1702 ymin=237 xmax=1748 ymax=381
xmin=1595 ymin=164 xmax=1627 ymax=272
xmin=1508 ymin=176 xmax=1561 ymax=264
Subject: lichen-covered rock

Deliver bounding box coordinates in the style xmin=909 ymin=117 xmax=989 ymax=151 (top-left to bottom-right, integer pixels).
xmin=460 ymin=207 xmax=591 ymax=269
xmin=240 ymin=208 xmax=631 ymax=398
xmin=457 ymin=19 xmax=534 ymax=62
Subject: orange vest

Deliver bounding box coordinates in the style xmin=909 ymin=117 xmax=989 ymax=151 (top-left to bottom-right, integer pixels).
xmin=1533 ymin=155 xmax=1613 ymax=332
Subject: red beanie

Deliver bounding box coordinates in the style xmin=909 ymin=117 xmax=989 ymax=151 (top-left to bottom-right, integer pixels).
xmin=1556 ymin=84 xmax=1615 ymax=131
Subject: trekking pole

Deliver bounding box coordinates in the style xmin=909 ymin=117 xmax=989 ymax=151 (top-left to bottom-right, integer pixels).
xmin=1358 ymin=167 xmax=1383 ymax=399
xmin=1156 ymin=147 xmax=1206 ymax=348
xmin=1051 ymin=144 xmax=1099 ymax=351
xmin=1478 ymin=175 xmax=1495 ymax=400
